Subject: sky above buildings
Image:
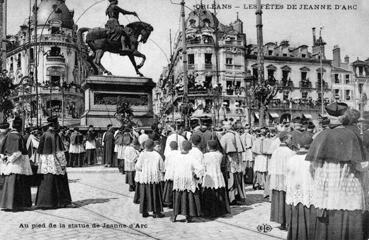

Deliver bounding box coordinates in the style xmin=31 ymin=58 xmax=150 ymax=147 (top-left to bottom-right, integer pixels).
xmin=7 ymin=0 xmax=369 ymax=81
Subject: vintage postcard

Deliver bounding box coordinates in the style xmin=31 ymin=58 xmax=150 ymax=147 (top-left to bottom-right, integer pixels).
xmin=0 ymin=0 xmax=367 ymax=239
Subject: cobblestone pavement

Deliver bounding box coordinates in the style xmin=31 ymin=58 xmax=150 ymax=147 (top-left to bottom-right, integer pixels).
xmin=0 ymin=167 xmax=288 ymax=240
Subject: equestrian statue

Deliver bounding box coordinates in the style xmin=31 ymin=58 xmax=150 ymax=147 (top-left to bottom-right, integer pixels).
xmin=78 ymin=0 xmax=154 ymax=77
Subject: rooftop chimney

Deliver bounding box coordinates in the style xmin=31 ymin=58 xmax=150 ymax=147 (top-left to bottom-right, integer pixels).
xmin=312 ymin=27 xmax=316 ymax=45
xmin=332 ymin=45 xmax=341 ymax=68
xmin=344 ymin=55 xmax=350 ymax=64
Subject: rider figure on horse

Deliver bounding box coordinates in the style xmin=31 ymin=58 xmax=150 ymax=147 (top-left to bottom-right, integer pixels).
xmin=105 ymin=0 xmax=138 ymax=52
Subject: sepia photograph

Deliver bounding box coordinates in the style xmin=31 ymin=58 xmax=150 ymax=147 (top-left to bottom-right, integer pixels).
xmin=0 ymin=0 xmax=368 ymax=239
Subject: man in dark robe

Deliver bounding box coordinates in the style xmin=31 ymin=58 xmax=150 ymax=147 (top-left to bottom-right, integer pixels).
xmin=306 ymin=102 xmax=368 ymax=240
xmin=103 ymin=124 xmax=115 ymax=167
xmin=36 ymin=116 xmax=72 ymax=209
xmin=0 ymin=122 xmax=10 ymax=197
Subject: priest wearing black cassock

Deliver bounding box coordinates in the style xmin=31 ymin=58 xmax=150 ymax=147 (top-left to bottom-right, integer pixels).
xmin=0 ymin=122 xmax=10 ymax=196
xmin=0 ymin=118 xmax=32 ymax=211
xmin=306 ymin=102 xmax=369 ymax=240
xmin=103 ymin=124 xmax=115 ymax=167
xmin=35 ymin=117 xmax=73 ymax=209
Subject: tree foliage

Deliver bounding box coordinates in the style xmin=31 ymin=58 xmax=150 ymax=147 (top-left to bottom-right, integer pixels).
xmin=0 ymin=74 xmax=17 ymax=121
xmin=115 ymin=97 xmax=134 ymax=127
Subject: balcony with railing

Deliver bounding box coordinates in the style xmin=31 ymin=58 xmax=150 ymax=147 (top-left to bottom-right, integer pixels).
xmin=226 ymin=64 xmax=233 ymax=70
xmin=278 ymin=78 xmax=294 ymax=90
xmin=40 ymin=34 xmax=75 ymax=44
xmin=188 ymin=64 xmax=196 ymax=70
xmin=204 ymin=63 xmax=213 ymax=70
xmin=46 ymin=55 xmax=65 ymax=63
xmin=265 ymin=98 xmax=331 ymax=111
xmin=315 ymin=80 xmax=330 ymax=91
xmin=300 ymin=80 xmax=313 ymax=91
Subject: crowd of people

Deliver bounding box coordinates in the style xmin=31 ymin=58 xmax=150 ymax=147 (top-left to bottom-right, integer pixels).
xmin=0 ymin=116 xmax=73 ymax=211
xmin=0 ymin=101 xmax=368 ymax=240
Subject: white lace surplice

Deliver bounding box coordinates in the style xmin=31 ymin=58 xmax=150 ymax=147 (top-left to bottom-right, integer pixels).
xmin=37 ymin=151 xmax=67 ymax=175
xmin=202 ymin=151 xmax=225 ymax=189
xmin=135 ymin=151 xmax=164 ymax=184
xmin=85 ymin=140 xmax=96 ymax=150
xmin=69 ymin=144 xmax=85 ymax=154
xmin=164 ymin=150 xmax=180 ymax=181
xmin=173 ymin=153 xmax=204 ymax=193
xmin=269 ymin=145 xmax=296 ymax=192
xmin=254 ymin=154 xmax=268 ymax=172
xmin=286 ymin=154 xmax=314 ymax=207
xmin=0 ymin=151 xmax=33 ymax=175
xmin=123 ymin=146 xmax=138 ymax=172
xmin=311 ymin=161 xmax=367 ymax=211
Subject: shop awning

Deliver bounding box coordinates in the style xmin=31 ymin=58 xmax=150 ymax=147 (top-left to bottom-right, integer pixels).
xmin=269 ymin=112 xmax=279 ymax=118
xmin=303 ymin=113 xmax=313 ymax=119
xmin=254 ymin=112 xmax=259 ymax=119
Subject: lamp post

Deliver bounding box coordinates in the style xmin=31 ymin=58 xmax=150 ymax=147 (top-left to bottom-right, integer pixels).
xmin=319 ymin=27 xmax=325 ymax=115
xmin=61 ymin=77 xmax=65 ymax=126
xmin=0 ymin=0 xmax=7 ymax=71
xmin=244 ymin=73 xmax=254 ymax=126
xmin=180 ymin=0 xmax=189 ymax=129
xmin=256 ymin=0 xmax=265 ymax=127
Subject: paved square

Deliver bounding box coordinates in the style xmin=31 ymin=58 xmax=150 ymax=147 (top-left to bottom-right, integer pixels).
xmin=0 ymin=167 xmax=287 ymax=240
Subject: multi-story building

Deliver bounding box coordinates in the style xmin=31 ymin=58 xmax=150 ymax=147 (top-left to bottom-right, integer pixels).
xmin=246 ymin=31 xmax=333 ymax=125
xmin=331 ymin=45 xmax=355 ymax=108
xmin=157 ymin=7 xmax=248 ymax=126
xmin=352 ymin=58 xmax=369 ymax=112
xmin=157 ymin=6 xmax=333 ymax=126
xmin=5 ymin=0 xmax=90 ymax=126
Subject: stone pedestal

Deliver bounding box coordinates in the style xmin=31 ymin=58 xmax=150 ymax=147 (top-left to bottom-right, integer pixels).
xmin=81 ymin=75 xmax=155 ymax=128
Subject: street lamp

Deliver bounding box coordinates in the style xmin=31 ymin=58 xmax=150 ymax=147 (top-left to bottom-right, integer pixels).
xmin=211 ymin=84 xmax=222 ymax=127
xmin=318 ymin=27 xmax=326 ymax=115
xmin=254 ymin=0 xmax=278 ymax=127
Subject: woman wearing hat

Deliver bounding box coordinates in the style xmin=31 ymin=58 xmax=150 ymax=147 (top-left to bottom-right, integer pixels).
xmin=0 ymin=117 xmax=33 ymax=211
xmin=306 ymin=102 xmax=369 ymax=240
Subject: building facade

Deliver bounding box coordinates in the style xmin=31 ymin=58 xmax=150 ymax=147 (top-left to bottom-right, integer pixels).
xmin=331 ymin=45 xmax=356 ymax=108
xmin=156 ymin=6 xmax=333 ymax=127
xmin=156 ymin=7 xmax=247 ymax=126
xmin=6 ymin=0 xmax=91 ymax=127
xmin=352 ymin=58 xmax=369 ymax=112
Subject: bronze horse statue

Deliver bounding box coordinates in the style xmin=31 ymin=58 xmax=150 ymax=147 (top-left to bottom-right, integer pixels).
xmin=78 ymin=21 xmax=153 ymax=77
